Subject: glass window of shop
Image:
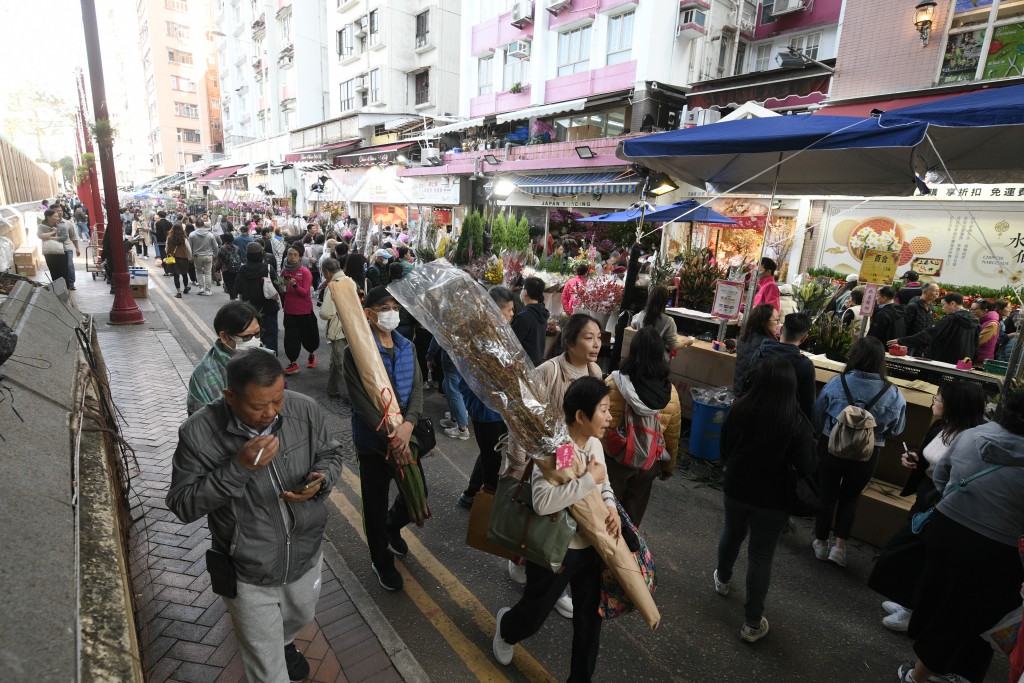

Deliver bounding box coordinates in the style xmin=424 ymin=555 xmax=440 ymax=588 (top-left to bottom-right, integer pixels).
xmin=550 ymin=108 xmax=629 ymax=142
xmin=938 ymin=0 xmax=1024 ymax=84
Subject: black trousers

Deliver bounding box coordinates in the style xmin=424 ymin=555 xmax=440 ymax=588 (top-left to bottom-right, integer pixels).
xmin=171 ymin=259 xmax=191 ymax=291
xmin=283 ymin=312 xmax=321 ymax=362
xmin=356 ymin=449 xmax=428 ymax=572
xmin=464 ymin=420 xmax=507 ymax=497
xmin=43 ymin=252 xmax=69 ymax=285
xmin=814 ymin=437 xmax=878 ymax=541
xmin=222 ymin=271 xmax=237 ymax=299
xmin=500 ymin=547 xmax=603 ymax=682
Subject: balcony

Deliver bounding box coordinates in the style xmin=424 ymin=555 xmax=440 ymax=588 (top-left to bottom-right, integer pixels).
xmin=275 ymin=0 xmax=292 ymax=18
xmin=251 ymin=57 xmax=262 ymax=71
xmin=680 ymin=0 xmax=710 ymax=9
xmin=677 ymin=21 xmax=708 ymax=40
xmin=278 ymin=43 xmax=294 ymax=68
xmin=336 ymin=0 xmax=359 ymax=12
xmin=470 ymin=86 xmax=531 ymax=118
xmin=252 ymin=14 xmax=266 ymax=39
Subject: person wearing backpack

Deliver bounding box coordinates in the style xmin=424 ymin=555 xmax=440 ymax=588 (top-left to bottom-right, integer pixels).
xmin=715 ymin=357 xmax=817 ymax=643
xmin=603 ymin=326 xmax=681 ymax=526
xmin=215 ymin=233 xmax=243 ymax=300
xmin=811 ymin=337 xmax=907 ymax=567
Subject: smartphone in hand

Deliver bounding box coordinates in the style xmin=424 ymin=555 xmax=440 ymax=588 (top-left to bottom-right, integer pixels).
xmin=291 ymin=474 xmax=326 ymax=494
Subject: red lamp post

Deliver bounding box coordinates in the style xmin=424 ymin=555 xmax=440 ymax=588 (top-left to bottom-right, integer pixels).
xmin=79 ymin=0 xmax=144 ymax=325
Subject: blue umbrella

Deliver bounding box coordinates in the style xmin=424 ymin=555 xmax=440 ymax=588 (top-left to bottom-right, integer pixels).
xmin=644 ymin=200 xmax=737 ymax=225
xmin=576 ymin=203 xmax=652 ymax=223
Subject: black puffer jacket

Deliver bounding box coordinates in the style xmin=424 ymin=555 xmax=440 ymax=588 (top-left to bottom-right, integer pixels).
xmin=511 ymin=303 xmax=551 ymax=366
xmin=903 ymin=296 xmax=932 ymax=339
xmin=232 ymin=259 xmax=280 ymax=316
xmin=867 ymin=303 xmax=906 ymax=344
xmin=899 ymin=308 xmax=980 ymax=364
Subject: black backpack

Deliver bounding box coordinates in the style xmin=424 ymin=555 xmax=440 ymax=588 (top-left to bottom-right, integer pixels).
xmin=222 ymin=245 xmax=242 ymax=273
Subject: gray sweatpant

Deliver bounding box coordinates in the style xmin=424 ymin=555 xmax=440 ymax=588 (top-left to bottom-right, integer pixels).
xmin=223 ymin=552 xmax=323 ymax=682
xmin=327 ymin=337 xmax=348 ymax=397
xmin=194 ymin=254 xmax=214 ymax=292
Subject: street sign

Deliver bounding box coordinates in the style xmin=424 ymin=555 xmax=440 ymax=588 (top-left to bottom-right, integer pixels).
xmin=861 ymin=283 xmax=880 ymax=318
xmin=712 ymin=280 xmax=745 ymax=319
xmin=859 ymin=249 xmax=899 ymax=285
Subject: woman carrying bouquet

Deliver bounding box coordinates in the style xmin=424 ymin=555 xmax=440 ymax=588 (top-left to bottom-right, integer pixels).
xmin=493 ymin=376 xmax=618 ymax=682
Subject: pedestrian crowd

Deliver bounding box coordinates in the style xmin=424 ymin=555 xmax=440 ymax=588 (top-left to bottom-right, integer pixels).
xmin=37 ymin=203 xmax=1019 ymax=683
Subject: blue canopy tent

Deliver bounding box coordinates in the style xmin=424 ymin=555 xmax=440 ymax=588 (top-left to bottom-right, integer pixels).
xmin=578 ymin=200 xmax=738 ymax=257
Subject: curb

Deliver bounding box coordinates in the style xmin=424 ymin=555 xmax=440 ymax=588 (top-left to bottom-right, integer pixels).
xmin=321 ymin=541 xmax=431 ymax=683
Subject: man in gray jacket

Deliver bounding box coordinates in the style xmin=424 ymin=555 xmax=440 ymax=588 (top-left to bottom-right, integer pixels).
xmin=188 ymin=218 xmax=220 ymax=296
xmin=167 ymin=351 xmax=343 ymax=682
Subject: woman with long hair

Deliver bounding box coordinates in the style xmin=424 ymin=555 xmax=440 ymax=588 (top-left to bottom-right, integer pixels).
xmin=165 ymin=222 xmax=192 ymax=298
xmin=630 ymin=285 xmax=679 ymax=362
xmin=280 ymin=245 xmax=320 ymax=375
xmin=733 ymin=304 xmax=780 ymax=394
xmin=896 ymin=389 xmax=1024 ymax=683
xmin=603 ymin=325 xmax=681 ymax=524
xmin=812 ymin=337 xmax=906 ymax=567
xmin=714 ymin=357 xmax=816 ymax=643
xmin=343 ymin=252 xmax=367 ymax=300
xmin=869 ymin=382 xmax=987 ymax=632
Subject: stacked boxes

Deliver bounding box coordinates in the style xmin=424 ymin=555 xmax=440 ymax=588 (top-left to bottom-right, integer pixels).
xmin=129 ymin=267 xmax=148 ymax=298
xmin=14 ymin=246 xmax=37 ymax=276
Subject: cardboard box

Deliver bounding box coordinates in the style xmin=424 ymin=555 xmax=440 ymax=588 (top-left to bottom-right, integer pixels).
xmin=129 ymin=267 xmax=149 ymax=286
xmin=850 ymin=479 xmax=914 ymax=547
xmin=15 ymin=262 xmax=37 ymax=277
xmin=14 ymin=246 xmax=36 ymax=267
xmin=130 ymin=283 xmax=148 ymax=298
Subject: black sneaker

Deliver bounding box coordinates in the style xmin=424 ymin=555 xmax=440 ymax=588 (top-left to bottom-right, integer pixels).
xmin=372 ymin=563 xmax=404 ymax=591
xmin=457 ymin=493 xmax=475 ymax=510
xmin=386 ymin=528 xmax=408 ymax=557
xmin=284 ymin=642 xmax=309 ymax=682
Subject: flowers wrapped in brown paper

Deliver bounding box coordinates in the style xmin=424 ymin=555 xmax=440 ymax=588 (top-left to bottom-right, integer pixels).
xmin=326 ymin=277 xmax=429 ymax=525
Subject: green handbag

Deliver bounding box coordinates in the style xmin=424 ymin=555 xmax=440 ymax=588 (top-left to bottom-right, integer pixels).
xmin=485 ymin=458 xmax=578 ymax=573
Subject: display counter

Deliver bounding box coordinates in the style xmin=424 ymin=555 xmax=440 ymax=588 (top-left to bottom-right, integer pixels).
xmin=666 ymin=307 xmax=742 ymax=340
xmin=621 ymin=329 xmax=1004 ymax=547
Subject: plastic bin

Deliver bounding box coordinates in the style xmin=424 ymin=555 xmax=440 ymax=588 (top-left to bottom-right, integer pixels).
xmin=689 ymin=399 xmax=729 ymax=461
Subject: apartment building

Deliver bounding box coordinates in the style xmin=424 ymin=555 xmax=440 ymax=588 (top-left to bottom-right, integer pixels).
xmin=136 ymin=0 xmax=223 ymax=176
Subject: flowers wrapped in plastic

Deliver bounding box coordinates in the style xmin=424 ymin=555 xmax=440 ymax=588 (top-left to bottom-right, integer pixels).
xmin=326 ymin=277 xmax=430 ymax=526
xmin=387 ymin=260 xmax=660 ymax=629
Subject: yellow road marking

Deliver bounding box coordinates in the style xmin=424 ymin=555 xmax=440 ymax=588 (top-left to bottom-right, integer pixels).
xmin=329 ymin=485 xmax=510 ymax=682
xmin=147 ymin=274 xmax=215 ymax=348
xmin=337 ymin=469 xmax=556 ymax=683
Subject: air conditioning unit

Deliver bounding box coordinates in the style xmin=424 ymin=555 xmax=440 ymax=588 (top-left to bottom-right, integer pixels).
xmin=354 ymin=16 xmax=368 ymax=37
xmin=508 ymin=39 xmax=531 ymax=59
xmin=738 ymin=18 xmax=755 ymax=34
xmin=354 ymin=76 xmax=368 ymax=92
xmin=546 ymin=0 xmax=571 ymax=12
xmin=683 ymin=108 xmax=721 ymax=128
xmin=510 ymin=1 xmax=533 ymax=28
xmin=420 ymin=147 xmax=442 ymax=166
xmin=772 ymin=0 xmax=807 ymax=15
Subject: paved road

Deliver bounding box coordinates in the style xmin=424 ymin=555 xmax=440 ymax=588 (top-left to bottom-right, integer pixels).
xmin=132 ymin=261 xmax=1009 ymax=683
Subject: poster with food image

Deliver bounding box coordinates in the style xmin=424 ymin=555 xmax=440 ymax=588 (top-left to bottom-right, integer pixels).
xmin=818 ymin=201 xmax=1023 ymax=289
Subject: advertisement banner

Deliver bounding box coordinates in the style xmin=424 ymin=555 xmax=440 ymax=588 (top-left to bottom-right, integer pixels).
xmin=712 ymin=280 xmax=745 ymax=319
xmin=818 ymin=201 xmax=1023 ymax=289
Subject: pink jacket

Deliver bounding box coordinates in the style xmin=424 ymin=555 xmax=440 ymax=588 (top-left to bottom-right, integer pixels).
xmin=281 ymin=266 xmax=313 ymax=315
xmin=562 ymin=276 xmax=585 ymax=314
xmin=975 ymin=310 xmax=1001 ymax=362
xmin=753 ymin=275 xmax=781 ymax=313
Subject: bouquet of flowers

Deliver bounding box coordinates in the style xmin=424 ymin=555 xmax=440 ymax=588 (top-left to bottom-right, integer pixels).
xmin=577 ymin=276 xmax=624 ymax=314
xmin=567 ymin=248 xmax=593 ymax=276
xmin=483 ymin=256 xmax=504 ymax=284
xmin=502 ymin=250 xmax=526 ymax=288
xmin=850 ymin=226 xmax=900 ymax=256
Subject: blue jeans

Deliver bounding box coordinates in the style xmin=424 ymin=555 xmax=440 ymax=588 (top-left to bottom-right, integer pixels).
xmin=716 ymin=495 xmax=789 ymax=627
xmin=441 ymin=369 xmax=468 ymax=428
xmin=65 ymin=251 xmax=77 ymax=287
xmin=76 ymin=221 xmax=89 ymax=241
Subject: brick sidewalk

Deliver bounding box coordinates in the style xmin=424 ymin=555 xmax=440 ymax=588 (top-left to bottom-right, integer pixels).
xmin=84 ymin=277 xmax=408 ymax=682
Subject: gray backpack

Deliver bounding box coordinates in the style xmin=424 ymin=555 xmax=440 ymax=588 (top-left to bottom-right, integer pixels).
xmin=827 ymin=374 xmax=891 ymax=461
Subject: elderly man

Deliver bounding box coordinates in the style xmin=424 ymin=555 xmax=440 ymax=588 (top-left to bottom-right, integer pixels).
xmin=167 ymin=351 xmax=343 ymax=682
xmin=903 ymin=282 xmax=939 ymax=355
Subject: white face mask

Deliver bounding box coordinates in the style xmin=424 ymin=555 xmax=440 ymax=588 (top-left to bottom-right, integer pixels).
xmin=230 ymin=335 xmax=263 ymax=352
xmin=374 ymin=310 xmax=400 ymax=332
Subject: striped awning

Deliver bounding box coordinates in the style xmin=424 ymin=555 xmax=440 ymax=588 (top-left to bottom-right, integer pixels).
xmin=510 ymin=171 xmax=639 ymax=196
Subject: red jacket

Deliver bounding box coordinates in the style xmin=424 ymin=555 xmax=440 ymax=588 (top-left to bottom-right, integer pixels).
xmin=753 ymin=275 xmax=781 ymax=313
xmin=281 ymin=265 xmax=313 ymax=315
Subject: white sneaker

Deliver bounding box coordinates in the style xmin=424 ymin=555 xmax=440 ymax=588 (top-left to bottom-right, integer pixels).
xmin=492 ymin=607 xmax=514 ymax=666
xmin=882 ymin=600 xmax=903 ymax=615
xmin=740 ymin=616 xmax=769 ymax=643
xmin=554 ymin=592 xmax=573 ymax=619
xmin=713 ymin=569 xmax=731 ymax=596
xmin=882 ymin=606 xmax=912 ymax=632
xmin=812 ymin=539 xmax=830 ymax=561
xmin=444 ymin=425 xmax=470 ymax=440
xmin=507 ymin=560 xmax=526 ymax=585
xmin=439 ymin=418 xmax=457 ymax=429
xmin=828 ymin=545 xmax=847 ymax=568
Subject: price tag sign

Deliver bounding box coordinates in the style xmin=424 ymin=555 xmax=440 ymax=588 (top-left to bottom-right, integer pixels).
xmin=712 ymin=280 xmax=744 ymax=320
xmin=861 ymin=283 xmax=880 ymax=318
xmin=859 ymin=249 xmax=899 ymax=285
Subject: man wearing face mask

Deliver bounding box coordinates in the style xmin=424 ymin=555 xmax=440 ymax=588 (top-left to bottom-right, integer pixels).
xmin=187 ymin=301 xmax=267 ymax=415
xmin=343 ymin=286 xmax=425 ymax=592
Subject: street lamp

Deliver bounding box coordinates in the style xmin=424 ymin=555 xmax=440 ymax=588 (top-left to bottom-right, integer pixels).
xmin=914 ymin=0 xmax=938 ymax=47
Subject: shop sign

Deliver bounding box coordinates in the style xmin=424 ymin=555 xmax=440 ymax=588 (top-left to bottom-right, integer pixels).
xmin=712 ymin=280 xmax=745 ymax=319
xmin=497 ymin=194 xmax=637 ymax=209
xmin=859 ymin=249 xmax=899 ymax=285
xmin=819 ymin=201 xmax=1023 ymax=289
xmin=916 ymin=184 xmax=1024 ymax=201
xmin=351 ymin=175 xmax=462 ymax=205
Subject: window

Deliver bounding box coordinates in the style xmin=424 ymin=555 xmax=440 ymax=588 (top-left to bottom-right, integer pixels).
xmin=680 ymin=7 xmax=707 ymax=27
xmin=279 ymin=14 xmax=291 ymax=42
xmin=504 ymin=46 xmax=529 ymax=88
xmin=753 ymin=43 xmax=772 ymax=71
xmin=166 ymin=21 xmax=190 ymax=39
xmin=165 ymin=0 xmax=188 ymax=10
xmin=415 ymin=70 xmax=430 ymax=105
xmin=416 ymin=10 xmax=430 ymax=48
xmin=789 ymin=31 xmax=821 ymax=60
xmin=281 ymin=108 xmax=293 ymax=131
xmin=337 ymin=27 xmax=353 ymax=57
xmin=153 ymin=152 xmax=162 ymax=167
xmin=369 ymin=9 xmax=380 ymax=46
xmin=340 ymin=79 xmax=356 ymax=111
xmin=551 ymin=108 xmax=627 ymax=142
xmin=735 ymin=42 xmax=748 ymax=74
xmin=557 ymin=25 xmax=592 ymax=76
xmin=478 ymin=56 xmax=494 ymax=95
xmin=177 ymin=128 xmax=201 ymax=143
xmin=607 ymin=11 xmax=634 ymax=65
xmin=368 ymin=69 xmax=380 ymax=103
xmin=760 ymin=0 xmax=776 ymax=24
xmin=174 ymin=102 xmax=200 ymax=118
xmin=939 ymin=0 xmax=1024 ymax=85
xmin=170 ymin=75 xmax=197 ymax=91
xmin=168 ymin=49 xmax=193 ymax=64
xmin=190 ymin=154 xmax=204 ymax=163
